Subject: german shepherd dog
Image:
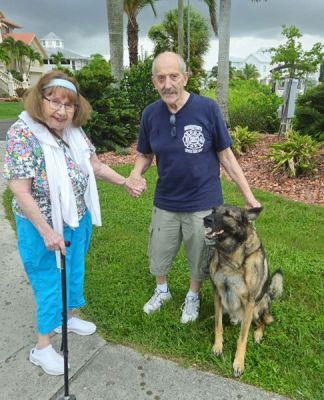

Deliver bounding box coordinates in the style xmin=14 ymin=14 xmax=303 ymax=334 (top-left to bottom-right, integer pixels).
xmin=203 ymin=205 xmax=283 ymax=377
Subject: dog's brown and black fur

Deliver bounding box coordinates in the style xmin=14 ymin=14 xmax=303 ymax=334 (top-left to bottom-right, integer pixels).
xmin=204 ymin=205 xmax=283 ymax=376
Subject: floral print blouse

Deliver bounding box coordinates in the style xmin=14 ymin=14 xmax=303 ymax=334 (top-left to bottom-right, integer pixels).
xmin=3 ymin=118 xmax=96 ymax=225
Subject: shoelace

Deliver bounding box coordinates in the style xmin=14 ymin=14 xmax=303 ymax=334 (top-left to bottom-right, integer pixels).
xmin=181 ymin=297 xmax=199 ymax=314
xmin=149 ymin=290 xmax=166 ymax=306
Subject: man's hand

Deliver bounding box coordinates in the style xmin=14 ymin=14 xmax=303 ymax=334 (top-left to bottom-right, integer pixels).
xmin=245 ymin=199 xmax=262 ymax=209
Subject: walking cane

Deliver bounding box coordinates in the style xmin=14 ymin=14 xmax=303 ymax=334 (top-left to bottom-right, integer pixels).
xmin=59 ymin=241 xmax=76 ymax=400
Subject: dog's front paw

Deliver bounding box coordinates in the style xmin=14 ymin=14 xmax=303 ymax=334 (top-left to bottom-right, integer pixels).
xmin=233 ymin=358 xmax=245 ymax=377
xmin=212 ymin=342 xmax=223 ymax=356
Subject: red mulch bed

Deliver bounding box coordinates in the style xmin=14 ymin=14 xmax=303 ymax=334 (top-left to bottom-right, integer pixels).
xmin=98 ymin=135 xmax=323 ymax=206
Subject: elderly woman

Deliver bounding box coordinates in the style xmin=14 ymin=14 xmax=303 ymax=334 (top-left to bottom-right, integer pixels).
xmin=3 ymin=71 xmax=143 ymax=376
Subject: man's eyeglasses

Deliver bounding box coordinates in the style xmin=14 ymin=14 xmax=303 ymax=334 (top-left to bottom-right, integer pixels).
xmin=170 ymin=114 xmax=176 ymax=138
xmin=43 ymin=97 xmax=77 ymax=113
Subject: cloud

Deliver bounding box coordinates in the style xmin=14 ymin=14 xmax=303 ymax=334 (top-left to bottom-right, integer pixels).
xmin=2 ymin=0 xmax=323 ymax=65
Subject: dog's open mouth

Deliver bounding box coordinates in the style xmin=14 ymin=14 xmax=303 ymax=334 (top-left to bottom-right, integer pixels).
xmin=205 ymin=228 xmax=224 ymax=240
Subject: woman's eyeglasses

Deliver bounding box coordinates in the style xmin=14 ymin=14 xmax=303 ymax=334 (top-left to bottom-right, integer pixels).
xmin=170 ymin=114 xmax=176 ymax=138
xmin=43 ymin=97 xmax=77 ymax=113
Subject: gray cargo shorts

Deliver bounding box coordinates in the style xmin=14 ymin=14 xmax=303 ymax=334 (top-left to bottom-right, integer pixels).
xmin=147 ymin=206 xmax=214 ymax=281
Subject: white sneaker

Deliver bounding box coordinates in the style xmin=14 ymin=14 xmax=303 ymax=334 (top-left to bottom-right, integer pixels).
xmin=54 ymin=316 xmax=96 ymax=336
xmin=29 ymin=344 xmax=66 ymax=376
xmin=180 ymin=296 xmax=200 ymax=323
xmin=143 ymin=289 xmax=172 ymax=314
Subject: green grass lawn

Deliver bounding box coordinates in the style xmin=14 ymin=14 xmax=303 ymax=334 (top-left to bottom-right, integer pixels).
xmin=0 ymin=101 xmax=24 ymax=120
xmin=3 ymin=166 xmax=324 ymax=400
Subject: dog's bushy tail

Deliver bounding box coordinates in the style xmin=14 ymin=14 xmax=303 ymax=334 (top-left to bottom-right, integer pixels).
xmin=268 ymin=269 xmax=283 ymax=300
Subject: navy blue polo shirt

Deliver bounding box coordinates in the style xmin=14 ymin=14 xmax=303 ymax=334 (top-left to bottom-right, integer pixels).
xmin=137 ymin=93 xmax=232 ymax=212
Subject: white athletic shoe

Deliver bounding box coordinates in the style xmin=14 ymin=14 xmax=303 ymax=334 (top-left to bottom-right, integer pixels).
xmin=54 ymin=316 xmax=96 ymax=336
xmin=29 ymin=344 xmax=66 ymax=376
xmin=180 ymin=296 xmax=200 ymax=323
xmin=143 ymin=289 xmax=172 ymax=314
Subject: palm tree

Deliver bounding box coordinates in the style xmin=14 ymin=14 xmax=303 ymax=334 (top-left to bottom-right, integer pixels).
xmin=124 ymin=0 xmax=157 ymax=66
xmin=26 ymin=46 xmax=44 ymax=75
xmin=178 ymin=0 xmax=184 ymax=57
xmin=203 ymin=0 xmax=217 ymax=35
xmin=149 ymin=6 xmax=210 ymax=75
xmin=106 ymin=0 xmax=124 ymax=84
xmin=16 ymin=40 xmax=30 ymax=74
xmin=237 ymin=63 xmax=260 ymax=80
xmin=1 ymin=37 xmax=28 ymax=73
xmin=216 ymin=0 xmax=231 ymax=124
xmin=182 ymin=0 xmax=217 ymax=64
xmin=51 ymin=51 xmax=65 ymax=68
xmin=216 ymin=0 xmax=266 ymax=126
xmin=0 ymin=45 xmax=10 ymax=66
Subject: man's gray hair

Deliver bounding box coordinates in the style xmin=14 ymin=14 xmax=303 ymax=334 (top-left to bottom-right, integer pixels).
xmin=152 ymin=52 xmax=187 ymax=75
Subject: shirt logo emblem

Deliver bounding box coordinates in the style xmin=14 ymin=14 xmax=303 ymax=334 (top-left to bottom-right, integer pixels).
xmin=182 ymin=125 xmax=205 ymax=153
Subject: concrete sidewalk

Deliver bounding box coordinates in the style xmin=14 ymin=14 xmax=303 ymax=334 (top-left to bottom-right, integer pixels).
xmin=0 ymin=140 xmax=288 ymax=400
xmin=0 ymin=119 xmax=15 ymax=140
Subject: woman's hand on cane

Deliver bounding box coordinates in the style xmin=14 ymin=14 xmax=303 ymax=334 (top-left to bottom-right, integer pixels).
xmin=42 ymin=227 xmax=66 ymax=255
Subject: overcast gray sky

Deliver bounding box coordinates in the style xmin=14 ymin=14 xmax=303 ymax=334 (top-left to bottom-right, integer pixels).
xmin=2 ymin=0 xmax=324 ymax=69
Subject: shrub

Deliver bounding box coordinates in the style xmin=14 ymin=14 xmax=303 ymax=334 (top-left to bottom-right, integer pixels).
xmin=228 ymin=80 xmax=281 ymax=132
xmin=15 ymin=88 xmax=27 ymax=98
xmin=82 ymin=88 xmax=138 ymax=153
xmin=121 ymin=57 xmax=201 ymax=119
xmin=186 ymin=74 xmax=201 ymax=95
xmin=10 ymin=69 xmax=23 ymax=82
xmin=121 ymin=57 xmax=159 ymax=119
xmin=268 ymin=130 xmax=320 ymax=177
xmin=75 ymin=54 xmax=113 ymax=103
xmin=75 ymin=55 xmax=138 ymax=152
xmin=293 ymin=83 xmax=324 ymax=142
xmin=230 ymin=126 xmax=259 ymax=156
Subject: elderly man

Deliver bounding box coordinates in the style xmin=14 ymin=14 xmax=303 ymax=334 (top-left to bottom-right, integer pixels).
xmin=129 ymin=51 xmax=261 ymax=323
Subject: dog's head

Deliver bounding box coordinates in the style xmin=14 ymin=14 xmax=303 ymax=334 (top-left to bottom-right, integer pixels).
xmin=204 ymin=205 xmax=262 ymax=253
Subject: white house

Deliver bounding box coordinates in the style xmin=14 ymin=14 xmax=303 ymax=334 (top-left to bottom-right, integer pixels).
xmin=229 ymin=56 xmax=245 ymax=71
xmin=244 ymin=49 xmax=272 ymax=82
xmin=41 ymin=32 xmax=89 ymax=72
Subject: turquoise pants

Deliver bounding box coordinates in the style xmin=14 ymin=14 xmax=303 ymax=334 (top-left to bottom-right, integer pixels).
xmin=15 ymin=210 xmax=92 ymax=335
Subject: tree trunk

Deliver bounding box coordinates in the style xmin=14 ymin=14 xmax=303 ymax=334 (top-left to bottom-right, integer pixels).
xmin=216 ymin=0 xmax=231 ymax=126
xmin=106 ymin=0 xmax=124 ymax=84
xmin=278 ymin=77 xmax=293 ymax=137
xmin=128 ymin=17 xmax=139 ymax=67
xmin=178 ymin=0 xmax=184 ymax=58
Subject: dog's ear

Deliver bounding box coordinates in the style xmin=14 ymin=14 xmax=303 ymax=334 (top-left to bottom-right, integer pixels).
xmin=244 ymin=207 xmax=263 ymax=222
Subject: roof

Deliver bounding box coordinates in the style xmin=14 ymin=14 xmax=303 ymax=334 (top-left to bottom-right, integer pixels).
xmin=41 ymin=32 xmax=63 ymax=41
xmin=4 ymin=32 xmax=35 ymax=45
xmin=230 ymin=56 xmax=245 ymax=63
xmin=0 ymin=17 xmax=22 ymax=29
xmin=3 ymin=32 xmax=48 ymax=57
xmin=0 ymin=11 xmax=21 ymax=28
xmin=45 ymin=47 xmax=89 ymax=60
xmin=246 ymin=49 xmax=271 ymax=63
